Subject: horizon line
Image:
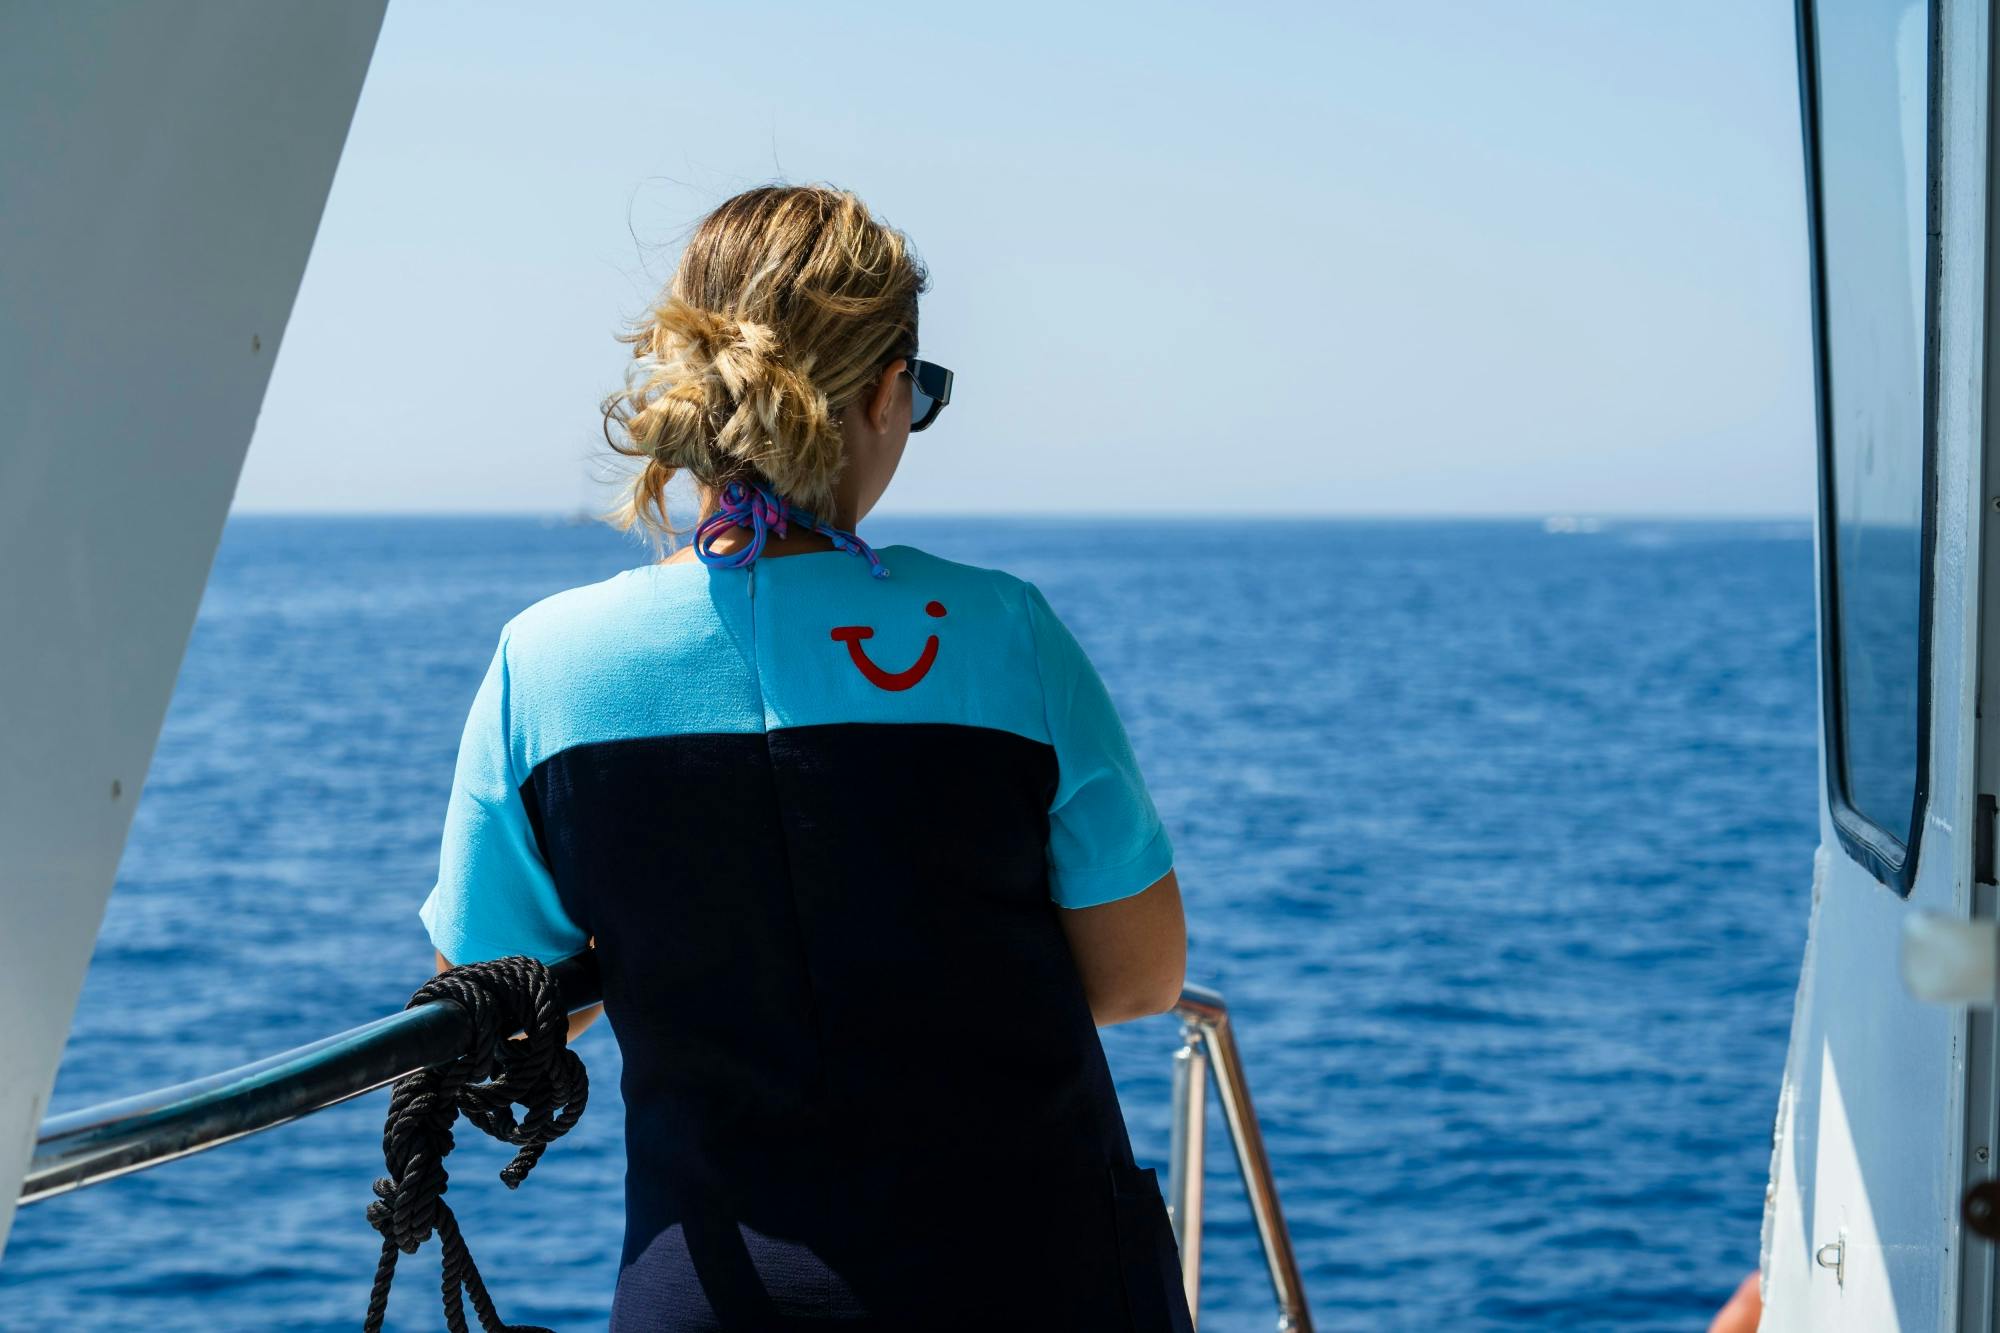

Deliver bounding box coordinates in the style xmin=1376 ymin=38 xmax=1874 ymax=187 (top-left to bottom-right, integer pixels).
xmin=225 ymin=507 xmax=1816 ymax=524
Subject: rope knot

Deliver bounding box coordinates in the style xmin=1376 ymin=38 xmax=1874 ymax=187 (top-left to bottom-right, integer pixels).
xmin=361 ymin=955 xmax=588 ymax=1333
xmin=693 ymin=477 xmax=889 ymax=578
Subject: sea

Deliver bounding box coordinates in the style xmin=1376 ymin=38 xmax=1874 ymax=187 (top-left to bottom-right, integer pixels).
xmin=2 ymin=515 xmax=1817 ymax=1332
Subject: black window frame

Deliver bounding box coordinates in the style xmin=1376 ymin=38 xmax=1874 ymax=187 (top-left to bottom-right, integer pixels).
xmin=1794 ymin=0 xmax=1942 ymax=895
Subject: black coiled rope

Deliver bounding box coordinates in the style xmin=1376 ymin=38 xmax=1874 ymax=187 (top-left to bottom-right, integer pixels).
xmin=363 ymin=956 xmax=589 ymax=1333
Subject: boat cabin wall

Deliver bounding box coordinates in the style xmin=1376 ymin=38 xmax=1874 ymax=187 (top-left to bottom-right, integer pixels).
xmin=1763 ymin=0 xmax=1992 ymax=1328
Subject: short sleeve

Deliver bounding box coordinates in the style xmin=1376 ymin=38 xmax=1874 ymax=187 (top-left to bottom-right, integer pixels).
xmin=418 ymin=628 xmax=589 ymax=964
xmin=1025 ymin=583 xmax=1175 ymax=908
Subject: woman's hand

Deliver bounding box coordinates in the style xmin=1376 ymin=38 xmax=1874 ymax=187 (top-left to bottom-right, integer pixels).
xmin=1707 ymin=1271 xmax=1761 ymax=1333
xmin=1056 ymin=870 xmax=1187 ymax=1026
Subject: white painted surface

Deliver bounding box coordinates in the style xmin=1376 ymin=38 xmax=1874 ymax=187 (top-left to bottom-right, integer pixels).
xmin=0 ymin=1 xmax=383 ymax=1260
xmin=1761 ymin=1 xmax=1991 ymax=1327
xmin=1900 ymin=913 xmax=1999 ymax=1005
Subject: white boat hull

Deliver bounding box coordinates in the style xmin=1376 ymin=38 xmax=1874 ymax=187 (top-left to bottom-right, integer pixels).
xmin=0 ymin=0 xmax=383 ymax=1260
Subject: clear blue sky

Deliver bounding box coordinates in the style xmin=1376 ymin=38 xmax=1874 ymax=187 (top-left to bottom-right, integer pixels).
xmin=235 ymin=0 xmax=1813 ymax=517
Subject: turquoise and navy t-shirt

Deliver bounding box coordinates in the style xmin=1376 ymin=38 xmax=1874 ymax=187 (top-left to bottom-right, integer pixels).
xmin=419 ymin=544 xmax=1173 ymax=966
xmin=418 ymin=543 xmax=1185 ymax=1326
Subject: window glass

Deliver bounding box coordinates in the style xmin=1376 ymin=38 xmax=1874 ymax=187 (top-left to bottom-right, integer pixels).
xmin=1812 ymin=0 xmax=1929 ymax=844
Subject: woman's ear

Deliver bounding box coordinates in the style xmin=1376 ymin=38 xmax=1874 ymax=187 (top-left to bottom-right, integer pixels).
xmin=865 ymin=358 xmax=907 ymax=434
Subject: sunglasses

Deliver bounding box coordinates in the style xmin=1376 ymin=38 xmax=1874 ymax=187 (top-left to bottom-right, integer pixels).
xmin=903 ymin=357 xmax=954 ymax=432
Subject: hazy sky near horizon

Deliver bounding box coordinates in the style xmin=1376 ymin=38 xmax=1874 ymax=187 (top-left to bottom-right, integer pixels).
xmin=235 ymin=1 xmax=1814 ymax=517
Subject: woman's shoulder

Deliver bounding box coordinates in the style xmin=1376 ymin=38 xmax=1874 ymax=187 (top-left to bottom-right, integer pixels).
xmin=875 ymin=545 xmax=1080 ymax=644
xmin=496 ymin=563 xmax=727 ymax=677
xmin=867 ymin=544 xmax=1036 ymax=606
xmin=502 ymin=564 xmax=658 ymax=639
xmin=493 ymin=564 xmax=762 ymax=757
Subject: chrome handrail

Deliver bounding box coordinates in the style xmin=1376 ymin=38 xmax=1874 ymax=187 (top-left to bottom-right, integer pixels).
xmin=1166 ymin=984 xmax=1314 ymax=1332
xmin=19 ymin=951 xmax=603 ymax=1204
xmin=21 ymin=967 xmax=1313 ymax=1331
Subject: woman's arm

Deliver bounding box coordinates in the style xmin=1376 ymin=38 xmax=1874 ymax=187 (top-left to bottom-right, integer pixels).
xmin=435 ymin=949 xmax=604 ymax=1044
xmin=1056 ymin=870 xmax=1187 ymax=1026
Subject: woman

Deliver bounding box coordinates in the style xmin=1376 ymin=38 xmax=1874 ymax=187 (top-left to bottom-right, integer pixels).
xmin=420 ymin=184 xmax=1192 ymax=1331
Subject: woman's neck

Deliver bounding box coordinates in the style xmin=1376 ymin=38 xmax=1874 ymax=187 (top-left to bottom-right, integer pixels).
xmin=662 ymin=482 xmax=862 ymax=566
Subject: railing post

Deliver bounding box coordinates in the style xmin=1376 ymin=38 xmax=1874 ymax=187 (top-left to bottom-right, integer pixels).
xmin=1167 ymin=1019 xmax=1208 ymax=1323
xmin=1204 ymin=1013 xmax=1312 ymax=1333
xmin=1174 ymin=985 xmax=1313 ymax=1333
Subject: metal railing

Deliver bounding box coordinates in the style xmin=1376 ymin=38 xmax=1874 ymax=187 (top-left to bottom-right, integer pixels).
xmin=22 ymin=952 xmax=603 ymax=1204
xmin=1166 ymin=984 xmax=1314 ymax=1332
xmin=21 ymin=963 xmax=1312 ymax=1330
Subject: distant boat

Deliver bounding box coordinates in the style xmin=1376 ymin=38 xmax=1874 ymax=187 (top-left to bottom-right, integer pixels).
xmin=1540 ymin=514 xmax=1603 ymax=534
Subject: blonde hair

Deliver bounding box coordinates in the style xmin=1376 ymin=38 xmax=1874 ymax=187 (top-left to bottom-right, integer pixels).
xmin=603 ymin=185 xmax=928 ymax=535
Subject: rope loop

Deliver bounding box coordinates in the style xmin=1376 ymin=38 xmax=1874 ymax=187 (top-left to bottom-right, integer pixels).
xmin=361 ymin=955 xmax=589 ymax=1333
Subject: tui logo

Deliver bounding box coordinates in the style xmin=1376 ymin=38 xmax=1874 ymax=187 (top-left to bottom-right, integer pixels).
xmin=829 ymin=601 xmax=947 ymax=691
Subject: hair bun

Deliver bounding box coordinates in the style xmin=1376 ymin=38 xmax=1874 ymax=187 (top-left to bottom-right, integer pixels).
xmin=648 ymin=298 xmax=757 ymax=360
xmin=618 ymin=296 xmax=839 ymax=509
xmin=603 ymin=185 xmax=927 ymax=538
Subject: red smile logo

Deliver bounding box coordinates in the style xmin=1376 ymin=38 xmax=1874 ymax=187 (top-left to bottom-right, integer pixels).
xmin=830 ymin=600 xmax=947 ymax=691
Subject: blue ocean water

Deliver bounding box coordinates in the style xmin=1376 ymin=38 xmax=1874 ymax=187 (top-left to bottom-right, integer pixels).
xmin=3 ymin=516 xmax=1816 ymax=1332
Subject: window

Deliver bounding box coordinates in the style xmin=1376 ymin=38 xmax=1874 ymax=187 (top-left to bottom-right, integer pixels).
xmin=1800 ymin=0 xmax=1935 ymax=892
